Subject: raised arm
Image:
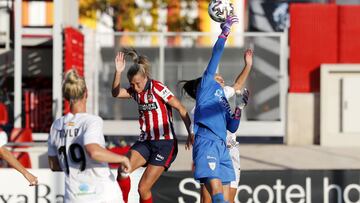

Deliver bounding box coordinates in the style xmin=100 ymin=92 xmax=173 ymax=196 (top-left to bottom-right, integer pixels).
xmin=232 ymin=49 xmax=253 ymax=91
xmin=112 ymin=52 xmax=132 ymax=99
xmin=202 ymin=16 xmax=239 ymax=81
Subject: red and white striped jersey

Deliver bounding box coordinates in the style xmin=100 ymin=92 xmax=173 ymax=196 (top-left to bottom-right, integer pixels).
xmin=127 ymin=79 xmax=176 ymax=141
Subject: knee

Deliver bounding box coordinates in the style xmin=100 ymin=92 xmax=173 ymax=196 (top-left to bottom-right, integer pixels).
xmin=138 ymin=184 xmax=150 ymax=196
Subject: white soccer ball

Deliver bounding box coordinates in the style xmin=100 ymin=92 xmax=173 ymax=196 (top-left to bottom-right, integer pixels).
xmin=208 ymin=0 xmax=234 ymax=23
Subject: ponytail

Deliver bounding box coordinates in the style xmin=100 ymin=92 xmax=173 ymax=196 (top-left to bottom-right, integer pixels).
xmin=123 ymin=48 xmax=151 ymax=81
xmin=178 ymin=77 xmax=202 ymax=100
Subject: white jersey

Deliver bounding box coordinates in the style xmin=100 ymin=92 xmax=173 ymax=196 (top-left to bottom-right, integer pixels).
xmin=48 ymin=113 xmax=123 ymax=203
xmin=0 ymin=130 xmax=7 ymax=147
xmin=191 ymin=86 xmax=238 ymax=147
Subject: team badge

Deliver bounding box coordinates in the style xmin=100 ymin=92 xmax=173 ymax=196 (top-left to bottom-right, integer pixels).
xmin=147 ymin=94 xmax=153 ymax=101
xmin=208 ymin=162 xmax=216 ymax=171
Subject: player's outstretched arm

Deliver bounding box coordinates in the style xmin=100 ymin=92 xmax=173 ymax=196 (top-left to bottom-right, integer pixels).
xmin=112 ymin=52 xmax=132 ymax=99
xmin=202 ymin=15 xmax=238 ymax=84
xmin=232 ymin=49 xmax=253 ymax=91
xmin=85 ymin=143 xmax=131 ymax=173
xmin=0 ymin=146 xmax=38 ymax=186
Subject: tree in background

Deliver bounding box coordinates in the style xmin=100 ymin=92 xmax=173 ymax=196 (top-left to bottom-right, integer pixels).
xmin=79 ymin=0 xmax=199 ymax=32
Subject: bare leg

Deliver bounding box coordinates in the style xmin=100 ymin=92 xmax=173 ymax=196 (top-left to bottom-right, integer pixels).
xmin=201 ymin=184 xmax=212 ymax=203
xmin=138 ymin=164 xmax=165 ymax=200
xmin=223 ymin=184 xmax=230 ymax=202
xmin=228 ymin=187 xmax=238 ymax=203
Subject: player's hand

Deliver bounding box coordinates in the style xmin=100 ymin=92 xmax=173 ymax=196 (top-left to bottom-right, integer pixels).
xmin=235 ymin=88 xmax=250 ymax=110
xmin=115 ymin=52 xmax=126 ymax=73
xmin=220 ymin=15 xmax=239 ymax=37
xmin=24 ymin=172 xmax=38 ymax=186
xmin=244 ymin=49 xmax=253 ymax=67
xmin=185 ymin=133 xmax=194 ymax=150
xmin=121 ymin=157 xmax=131 ymax=174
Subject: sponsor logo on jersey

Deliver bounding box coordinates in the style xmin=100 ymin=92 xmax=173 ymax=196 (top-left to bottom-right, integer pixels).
xmin=138 ymin=102 xmax=158 ymax=111
xmin=79 ymin=183 xmax=90 ymax=193
xmin=208 ymin=162 xmax=216 ymax=171
xmin=214 ymin=88 xmax=232 ymax=114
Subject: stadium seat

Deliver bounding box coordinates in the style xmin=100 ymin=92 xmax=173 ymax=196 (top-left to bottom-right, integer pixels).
xmin=0 ymin=103 xmax=9 ymax=126
xmin=108 ymin=146 xmax=131 ymax=168
xmin=9 ymin=128 xmax=33 ymax=148
xmin=10 ymin=152 xmax=32 ymax=168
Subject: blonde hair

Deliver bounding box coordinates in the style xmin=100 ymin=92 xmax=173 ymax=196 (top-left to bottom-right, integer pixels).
xmin=62 ymin=69 xmax=87 ymax=102
xmin=123 ymin=48 xmax=151 ymax=81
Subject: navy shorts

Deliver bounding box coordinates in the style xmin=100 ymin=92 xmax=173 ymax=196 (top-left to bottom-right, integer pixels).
xmin=131 ymin=139 xmax=178 ymax=170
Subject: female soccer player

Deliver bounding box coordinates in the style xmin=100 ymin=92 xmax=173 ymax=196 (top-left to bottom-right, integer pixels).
xmin=190 ymin=15 xmax=244 ymax=203
xmin=112 ymin=49 xmax=193 ymax=203
xmin=0 ymin=130 xmax=38 ymax=186
xmin=182 ymin=48 xmax=253 ymax=203
xmin=48 ymin=69 xmax=131 ymax=203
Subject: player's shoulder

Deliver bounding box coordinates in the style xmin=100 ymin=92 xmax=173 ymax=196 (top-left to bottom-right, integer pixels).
xmin=151 ymin=79 xmax=166 ymax=89
xmin=83 ymin=114 xmax=103 ymax=124
xmin=51 ymin=116 xmax=66 ymax=131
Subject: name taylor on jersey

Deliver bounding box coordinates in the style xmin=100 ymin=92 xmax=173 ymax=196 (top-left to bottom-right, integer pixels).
xmin=58 ymin=128 xmax=79 ymax=138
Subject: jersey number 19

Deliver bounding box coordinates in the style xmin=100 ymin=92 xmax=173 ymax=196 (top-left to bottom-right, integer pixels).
xmin=58 ymin=143 xmax=86 ymax=174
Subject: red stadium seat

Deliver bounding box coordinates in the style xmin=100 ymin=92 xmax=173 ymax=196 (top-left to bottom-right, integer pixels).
xmin=10 ymin=152 xmax=32 ymax=168
xmin=108 ymin=146 xmax=131 ymax=169
xmin=9 ymin=128 xmax=33 ymax=148
xmin=0 ymin=103 xmax=9 ymax=125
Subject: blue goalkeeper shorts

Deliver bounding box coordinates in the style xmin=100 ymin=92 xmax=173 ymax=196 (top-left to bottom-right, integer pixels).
xmin=193 ymin=126 xmax=235 ymax=184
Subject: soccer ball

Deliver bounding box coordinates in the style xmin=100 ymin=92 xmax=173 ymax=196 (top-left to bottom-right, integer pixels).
xmin=208 ymin=0 xmax=234 ymax=23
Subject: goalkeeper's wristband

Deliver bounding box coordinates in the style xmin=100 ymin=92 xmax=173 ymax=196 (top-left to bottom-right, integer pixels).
xmin=234 ymin=107 xmax=242 ymax=120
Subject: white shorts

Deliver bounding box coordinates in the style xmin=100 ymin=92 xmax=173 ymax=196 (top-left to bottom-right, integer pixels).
xmin=229 ymin=145 xmax=241 ymax=189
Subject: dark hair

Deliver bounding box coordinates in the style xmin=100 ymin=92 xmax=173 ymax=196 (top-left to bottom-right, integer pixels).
xmin=123 ymin=48 xmax=151 ymax=81
xmin=178 ymin=77 xmax=202 ymax=100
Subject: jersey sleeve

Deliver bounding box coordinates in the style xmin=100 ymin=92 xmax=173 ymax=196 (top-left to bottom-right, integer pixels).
xmin=0 ymin=131 xmax=8 ymax=147
xmin=226 ymin=116 xmax=240 ymax=133
xmin=153 ymin=82 xmax=174 ymax=103
xmin=47 ymin=122 xmax=58 ymax=156
xmin=83 ymin=116 xmax=105 ymax=146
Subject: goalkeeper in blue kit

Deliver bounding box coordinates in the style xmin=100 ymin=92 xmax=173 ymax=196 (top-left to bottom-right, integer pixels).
xmin=189 ymin=15 xmax=249 ymax=203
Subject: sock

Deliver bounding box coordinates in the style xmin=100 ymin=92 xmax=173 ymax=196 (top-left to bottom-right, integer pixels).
xmin=140 ymin=196 xmax=152 ymax=203
xmin=117 ymin=176 xmax=131 ymax=203
xmin=212 ymin=193 xmax=225 ymax=203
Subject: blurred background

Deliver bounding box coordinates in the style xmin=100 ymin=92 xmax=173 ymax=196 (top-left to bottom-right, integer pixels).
xmin=1 ymin=0 xmax=360 ymax=202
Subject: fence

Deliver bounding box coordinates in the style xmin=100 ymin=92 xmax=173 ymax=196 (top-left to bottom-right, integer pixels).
xmin=89 ymin=31 xmax=288 ymax=137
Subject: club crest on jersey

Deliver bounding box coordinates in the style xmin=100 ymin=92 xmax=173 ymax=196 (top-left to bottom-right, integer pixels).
xmin=138 ymin=102 xmax=158 ymax=111
xmin=214 ymin=89 xmax=223 ymax=97
xmin=147 ymin=94 xmax=153 ymax=101
xmin=208 ymin=162 xmax=216 ymax=171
